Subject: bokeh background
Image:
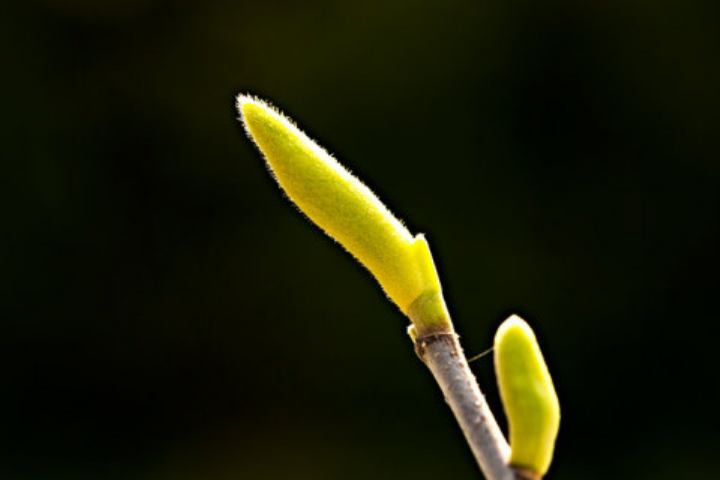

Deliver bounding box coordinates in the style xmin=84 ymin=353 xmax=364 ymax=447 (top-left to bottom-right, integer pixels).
xmin=2 ymin=0 xmax=719 ymax=479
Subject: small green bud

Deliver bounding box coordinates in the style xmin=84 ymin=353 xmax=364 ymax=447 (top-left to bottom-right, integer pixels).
xmin=494 ymin=315 xmax=560 ymax=477
xmin=237 ymin=95 xmax=451 ymax=333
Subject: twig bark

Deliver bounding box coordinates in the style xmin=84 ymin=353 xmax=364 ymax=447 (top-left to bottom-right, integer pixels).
xmin=415 ymin=332 xmax=530 ymax=480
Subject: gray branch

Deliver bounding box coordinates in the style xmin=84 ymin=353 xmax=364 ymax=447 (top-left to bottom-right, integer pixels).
xmin=415 ymin=333 xmax=535 ymax=480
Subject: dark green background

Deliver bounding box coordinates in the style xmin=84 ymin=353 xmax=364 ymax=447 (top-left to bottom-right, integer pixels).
xmin=2 ymin=1 xmax=719 ymax=479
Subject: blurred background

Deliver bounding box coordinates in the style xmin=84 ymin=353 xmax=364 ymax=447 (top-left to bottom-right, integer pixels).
xmin=1 ymin=0 xmax=719 ymax=479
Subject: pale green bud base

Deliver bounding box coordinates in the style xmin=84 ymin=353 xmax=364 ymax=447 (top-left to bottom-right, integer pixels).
xmin=407 ymin=290 xmax=454 ymax=339
xmin=512 ymin=466 xmax=543 ymax=480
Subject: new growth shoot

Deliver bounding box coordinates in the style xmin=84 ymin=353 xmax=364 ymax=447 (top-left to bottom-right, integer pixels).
xmin=237 ymin=94 xmax=560 ymax=480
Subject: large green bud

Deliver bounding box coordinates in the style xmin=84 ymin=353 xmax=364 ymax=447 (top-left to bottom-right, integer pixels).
xmin=238 ymin=95 xmax=451 ymax=334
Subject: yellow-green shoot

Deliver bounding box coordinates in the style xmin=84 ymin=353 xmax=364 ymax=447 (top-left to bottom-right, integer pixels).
xmin=237 ymin=95 xmax=451 ymax=335
xmin=494 ymin=315 xmax=560 ymax=477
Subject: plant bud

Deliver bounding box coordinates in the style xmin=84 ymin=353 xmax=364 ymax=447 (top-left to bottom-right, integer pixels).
xmin=238 ymin=95 xmax=450 ymax=333
xmin=495 ymin=315 xmax=560 ymax=477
